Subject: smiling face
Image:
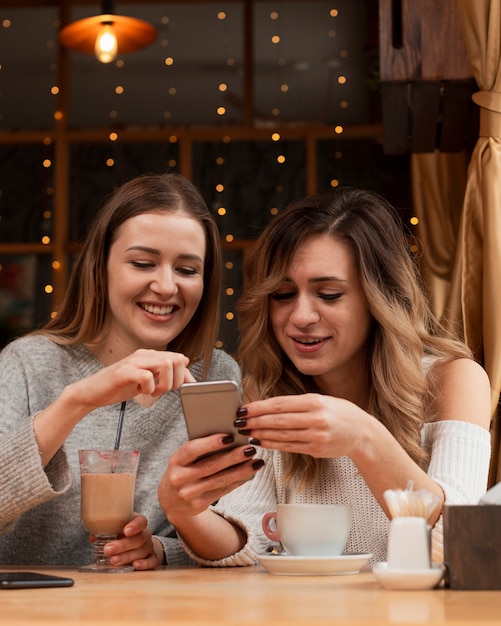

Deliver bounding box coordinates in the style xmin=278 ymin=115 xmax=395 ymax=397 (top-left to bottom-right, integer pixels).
xmin=97 ymin=211 xmax=206 ymax=362
xmin=269 ymin=234 xmax=373 ymax=395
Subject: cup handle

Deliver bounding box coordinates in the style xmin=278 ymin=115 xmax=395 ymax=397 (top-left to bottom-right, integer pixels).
xmin=262 ymin=512 xmax=280 ymax=542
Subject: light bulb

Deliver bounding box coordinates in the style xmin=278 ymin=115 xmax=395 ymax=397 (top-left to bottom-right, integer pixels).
xmin=94 ymin=23 xmax=117 ymax=63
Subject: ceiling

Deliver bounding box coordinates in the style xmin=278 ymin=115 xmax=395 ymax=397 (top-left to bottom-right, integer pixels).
xmin=0 ymin=0 xmax=376 ymax=131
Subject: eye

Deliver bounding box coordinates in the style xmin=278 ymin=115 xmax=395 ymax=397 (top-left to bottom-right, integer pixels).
xmin=319 ymin=292 xmax=342 ymax=301
xmin=271 ymin=291 xmax=295 ymax=301
xmin=176 ymin=266 xmax=200 ymax=276
xmin=130 ymin=260 xmax=155 ymax=269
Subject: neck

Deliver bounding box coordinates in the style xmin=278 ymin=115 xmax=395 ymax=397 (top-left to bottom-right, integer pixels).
xmin=313 ymin=369 xmax=371 ymax=411
xmin=84 ymin=330 xmax=131 ymax=367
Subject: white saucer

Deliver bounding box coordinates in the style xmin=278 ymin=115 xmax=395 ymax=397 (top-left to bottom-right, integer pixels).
xmin=372 ymin=562 xmax=445 ymax=590
xmin=257 ymin=552 xmax=372 ymax=576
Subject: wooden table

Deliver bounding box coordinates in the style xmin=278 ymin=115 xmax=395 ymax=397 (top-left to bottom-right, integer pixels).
xmin=0 ymin=565 xmax=499 ymax=625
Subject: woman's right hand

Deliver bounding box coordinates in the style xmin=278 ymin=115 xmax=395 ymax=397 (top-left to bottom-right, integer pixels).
xmin=71 ymin=348 xmax=195 ymax=411
xmin=33 ymin=349 xmax=195 ymax=467
xmin=158 ymin=435 xmax=264 ymax=523
xmin=157 ymin=435 xmax=265 ymax=560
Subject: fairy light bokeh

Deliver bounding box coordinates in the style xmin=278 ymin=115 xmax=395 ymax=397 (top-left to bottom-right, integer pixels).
xmin=0 ymin=1 xmax=412 ymax=351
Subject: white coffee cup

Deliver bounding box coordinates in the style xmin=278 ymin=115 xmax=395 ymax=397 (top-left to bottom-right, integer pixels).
xmin=262 ymin=503 xmax=352 ymax=557
xmin=387 ymin=516 xmax=431 ymax=570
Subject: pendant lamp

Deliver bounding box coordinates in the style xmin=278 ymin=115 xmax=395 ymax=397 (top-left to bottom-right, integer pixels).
xmin=59 ymin=0 xmax=157 ymax=64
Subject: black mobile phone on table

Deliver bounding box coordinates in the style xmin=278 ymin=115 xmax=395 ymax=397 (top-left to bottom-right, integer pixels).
xmin=180 ymin=380 xmax=248 ymax=453
xmin=0 ymin=572 xmax=74 ymax=589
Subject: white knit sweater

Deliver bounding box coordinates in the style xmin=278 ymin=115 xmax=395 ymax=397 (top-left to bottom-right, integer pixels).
xmin=182 ymin=420 xmax=491 ymax=567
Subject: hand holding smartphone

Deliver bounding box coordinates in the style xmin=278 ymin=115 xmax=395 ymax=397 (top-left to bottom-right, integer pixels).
xmin=180 ymin=380 xmax=249 ymax=454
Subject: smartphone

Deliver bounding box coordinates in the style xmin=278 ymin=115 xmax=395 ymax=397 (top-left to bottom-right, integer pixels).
xmin=180 ymin=380 xmax=249 ymax=452
xmin=0 ymin=572 xmax=74 ymax=589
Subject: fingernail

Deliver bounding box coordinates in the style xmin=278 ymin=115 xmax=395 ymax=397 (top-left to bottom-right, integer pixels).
xmin=233 ymin=417 xmax=247 ymax=427
xmin=249 ymin=438 xmax=261 ymax=446
xmin=252 ymin=459 xmax=265 ymax=470
xmin=243 ymin=447 xmax=257 ymax=457
xmin=221 ymin=435 xmax=235 ymax=445
xmin=238 ymin=428 xmax=251 ymax=436
xmin=236 ymin=407 xmax=248 ymax=417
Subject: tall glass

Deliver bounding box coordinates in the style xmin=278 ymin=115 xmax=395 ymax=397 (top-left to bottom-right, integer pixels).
xmin=78 ymin=449 xmax=140 ymax=573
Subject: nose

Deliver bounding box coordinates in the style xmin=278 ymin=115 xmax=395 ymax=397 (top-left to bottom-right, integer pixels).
xmin=150 ymin=267 xmax=178 ymax=295
xmin=289 ymin=294 xmax=320 ymax=327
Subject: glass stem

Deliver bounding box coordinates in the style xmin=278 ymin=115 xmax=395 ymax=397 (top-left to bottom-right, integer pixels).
xmin=93 ymin=535 xmax=117 ymax=566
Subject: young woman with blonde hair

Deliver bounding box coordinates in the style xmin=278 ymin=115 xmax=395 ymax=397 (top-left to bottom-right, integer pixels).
xmin=161 ymin=187 xmax=491 ymax=566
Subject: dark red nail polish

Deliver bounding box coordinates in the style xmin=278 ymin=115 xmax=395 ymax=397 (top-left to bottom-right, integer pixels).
xmin=236 ymin=407 xmax=248 ymax=417
xmin=252 ymin=459 xmax=265 ymax=470
xmin=249 ymin=438 xmax=261 ymax=446
xmin=243 ymin=447 xmax=257 ymax=457
xmin=221 ymin=435 xmax=235 ymax=445
xmin=238 ymin=428 xmax=251 ymax=436
xmin=233 ymin=417 xmax=247 ymax=427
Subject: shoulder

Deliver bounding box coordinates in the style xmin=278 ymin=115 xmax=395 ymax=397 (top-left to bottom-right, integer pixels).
xmin=1 ymin=334 xmax=60 ymax=359
xmin=0 ymin=335 xmax=93 ymax=372
xmin=211 ymin=349 xmax=238 ymax=366
xmin=429 ymin=357 xmax=489 ymax=387
xmin=0 ymin=336 xmax=69 ymax=390
xmin=207 ymin=349 xmax=240 ymax=381
xmin=189 ymin=349 xmax=240 ymax=383
xmin=426 ymin=357 xmax=491 ymax=430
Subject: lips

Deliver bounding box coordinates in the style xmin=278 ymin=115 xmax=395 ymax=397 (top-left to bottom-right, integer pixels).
xmin=293 ymin=337 xmax=324 ymax=345
xmin=291 ymin=336 xmax=329 ymax=351
xmin=140 ymin=303 xmax=175 ymax=316
xmin=291 ymin=337 xmax=326 ymax=346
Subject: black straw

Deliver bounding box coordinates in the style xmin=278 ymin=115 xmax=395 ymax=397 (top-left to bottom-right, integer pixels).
xmin=114 ymin=401 xmax=126 ymax=450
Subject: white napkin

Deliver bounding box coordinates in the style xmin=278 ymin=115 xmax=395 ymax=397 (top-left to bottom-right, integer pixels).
xmin=478 ymin=481 xmax=501 ymax=505
xmin=132 ymin=393 xmax=160 ymax=408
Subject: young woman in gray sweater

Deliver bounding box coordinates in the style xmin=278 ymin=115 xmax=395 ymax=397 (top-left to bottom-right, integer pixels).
xmin=0 ymin=173 xmax=262 ymax=569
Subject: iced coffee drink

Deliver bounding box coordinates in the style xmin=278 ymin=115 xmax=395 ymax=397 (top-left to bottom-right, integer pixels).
xmin=81 ymin=472 xmax=136 ymax=535
xmin=78 ymin=449 xmax=140 ymax=572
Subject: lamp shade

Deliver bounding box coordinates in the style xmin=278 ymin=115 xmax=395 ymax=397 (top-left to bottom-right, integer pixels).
xmin=59 ymin=14 xmax=157 ymax=56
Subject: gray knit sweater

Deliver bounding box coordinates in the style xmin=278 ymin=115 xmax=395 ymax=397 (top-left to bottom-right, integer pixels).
xmin=0 ymin=335 xmax=240 ymax=566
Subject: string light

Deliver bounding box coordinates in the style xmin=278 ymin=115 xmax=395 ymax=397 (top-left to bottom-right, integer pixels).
xmin=0 ymin=2 xmax=369 ymax=352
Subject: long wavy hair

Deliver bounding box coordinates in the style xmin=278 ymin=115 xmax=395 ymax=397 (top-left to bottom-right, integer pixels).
xmin=35 ymin=173 xmax=222 ymax=376
xmin=237 ymin=187 xmax=472 ymax=487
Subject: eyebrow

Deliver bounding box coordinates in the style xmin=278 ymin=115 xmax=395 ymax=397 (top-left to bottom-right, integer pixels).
xmin=125 ymin=245 xmax=204 ymax=262
xmin=284 ymin=276 xmax=348 ymax=284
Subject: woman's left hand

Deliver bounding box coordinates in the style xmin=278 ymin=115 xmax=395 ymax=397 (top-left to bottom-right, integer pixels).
xmin=99 ymin=513 xmax=163 ymax=570
xmin=236 ymin=393 xmax=364 ymax=458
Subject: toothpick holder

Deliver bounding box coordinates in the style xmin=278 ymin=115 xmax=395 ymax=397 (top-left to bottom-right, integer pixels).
xmin=387 ymin=516 xmax=431 ymax=570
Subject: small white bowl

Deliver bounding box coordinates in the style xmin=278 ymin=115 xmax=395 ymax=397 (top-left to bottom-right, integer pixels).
xmin=373 ymin=562 xmax=445 ymax=590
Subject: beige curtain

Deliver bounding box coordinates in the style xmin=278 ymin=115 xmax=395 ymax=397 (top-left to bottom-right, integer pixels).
xmin=411 ymin=152 xmax=468 ymax=322
xmin=450 ymin=0 xmax=501 ymax=482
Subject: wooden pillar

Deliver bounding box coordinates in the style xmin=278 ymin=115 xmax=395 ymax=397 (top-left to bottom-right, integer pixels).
xmin=53 ymin=2 xmax=71 ymax=309
xmin=379 ymin=0 xmax=477 ymax=154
